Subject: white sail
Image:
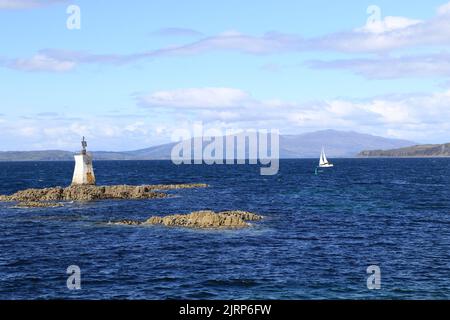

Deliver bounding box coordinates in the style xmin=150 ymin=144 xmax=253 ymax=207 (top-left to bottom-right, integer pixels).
xmin=319 ymin=147 xmax=334 ymax=168
xmin=322 ymin=149 xmax=329 ymax=164
xmin=319 ymin=149 xmax=326 ymax=166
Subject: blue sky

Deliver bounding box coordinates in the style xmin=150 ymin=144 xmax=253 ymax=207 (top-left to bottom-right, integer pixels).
xmin=1 ymin=0 xmax=450 ymax=150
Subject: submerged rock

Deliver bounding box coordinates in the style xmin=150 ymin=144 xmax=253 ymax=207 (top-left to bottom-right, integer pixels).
xmin=109 ymin=219 xmax=141 ymax=226
xmin=113 ymin=210 xmax=263 ymax=229
xmin=13 ymin=201 xmax=64 ymax=208
xmin=0 ymin=183 xmax=207 ymax=202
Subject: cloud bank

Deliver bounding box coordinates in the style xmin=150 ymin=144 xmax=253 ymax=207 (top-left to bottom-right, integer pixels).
xmin=136 ymin=87 xmax=450 ymax=143
xmin=0 ymin=0 xmax=65 ymax=9
xmin=3 ymin=85 xmax=450 ymax=150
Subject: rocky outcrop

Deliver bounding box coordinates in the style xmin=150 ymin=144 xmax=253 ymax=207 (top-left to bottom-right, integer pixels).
xmin=111 ymin=210 xmax=263 ymax=229
xmin=0 ymin=184 xmax=207 ymax=202
xmin=111 ymin=219 xmax=141 ymax=226
xmin=13 ymin=201 xmax=64 ymax=208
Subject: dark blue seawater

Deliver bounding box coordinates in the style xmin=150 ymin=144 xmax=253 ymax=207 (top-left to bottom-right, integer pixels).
xmin=0 ymin=159 xmax=449 ymax=299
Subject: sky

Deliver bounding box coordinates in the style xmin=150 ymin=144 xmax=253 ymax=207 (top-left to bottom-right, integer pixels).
xmin=1 ymin=0 xmax=450 ymax=151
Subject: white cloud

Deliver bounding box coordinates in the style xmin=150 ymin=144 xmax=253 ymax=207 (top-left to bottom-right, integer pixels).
xmin=2 ymin=1 xmax=450 ymax=75
xmin=0 ymin=112 xmax=164 ymax=150
xmin=148 ymin=8 xmax=447 ymax=55
xmin=308 ymin=3 xmax=450 ymax=53
xmin=3 ymin=87 xmax=450 ymax=149
xmin=437 ymin=2 xmax=450 ymax=15
xmin=0 ymin=0 xmax=65 ymax=9
xmin=134 ymin=86 xmax=450 ymax=143
xmin=9 ymin=54 xmax=76 ymax=72
xmin=308 ymin=53 xmax=450 ymax=79
xmin=3 ymin=1 xmax=450 ymax=74
xmin=356 ymin=16 xmax=422 ymax=34
xmin=17 ymin=126 xmax=38 ymax=137
xmin=141 ymin=31 xmax=304 ymax=57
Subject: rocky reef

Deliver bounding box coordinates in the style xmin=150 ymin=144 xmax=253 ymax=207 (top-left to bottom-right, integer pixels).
xmin=111 ymin=210 xmax=263 ymax=229
xmin=13 ymin=201 xmax=65 ymax=208
xmin=0 ymin=183 xmax=207 ymax=202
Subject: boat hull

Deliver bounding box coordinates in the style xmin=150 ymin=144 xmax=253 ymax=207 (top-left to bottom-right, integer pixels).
xmin=319 ymin=164 xmax=334 ymax=168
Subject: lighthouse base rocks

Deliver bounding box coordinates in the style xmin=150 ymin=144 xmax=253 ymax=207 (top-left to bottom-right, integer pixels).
xmin=72 ymin=153 xmax=96 ymax=185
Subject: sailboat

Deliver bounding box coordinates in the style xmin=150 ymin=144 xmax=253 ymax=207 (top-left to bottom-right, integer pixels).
xmin=319 ymin=147 xmax=334 ymax=168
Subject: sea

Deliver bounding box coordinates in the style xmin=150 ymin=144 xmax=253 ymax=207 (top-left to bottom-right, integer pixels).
xmin=0 ymin=159 xmax=449 ymax=299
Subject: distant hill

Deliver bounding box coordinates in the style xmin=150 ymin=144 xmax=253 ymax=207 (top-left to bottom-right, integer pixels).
xmin=0 ymin=150 xmax=75 ymax=161
xmin=278 ymin=130 xmax=415 ymax=158
xmin=126 ymin=130 xmax=416 ymax=159
xmin=359 ymin=143 xmax=450 ymax=157
xmin=0 ymin=150 xmax=136 ymax=161
xmin=0 ymin=130 xmax=416 ymax=161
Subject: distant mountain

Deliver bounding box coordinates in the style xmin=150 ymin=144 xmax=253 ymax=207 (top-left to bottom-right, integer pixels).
xmin=0 ymin=130 xmax=416 ymax=161
xmin=127 ymin=142 xmax=177 ymax=160
xmin=278 ymin=130 xmax=415 ymax=158
xmin=125 ymin=130 xmax=416 ymax=159
xmin=359 ymin=143 xmax=450 ymax=157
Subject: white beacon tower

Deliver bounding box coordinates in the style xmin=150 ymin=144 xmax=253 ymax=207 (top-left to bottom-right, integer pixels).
xmin=71 ymin=136 xmax=96 ymax=185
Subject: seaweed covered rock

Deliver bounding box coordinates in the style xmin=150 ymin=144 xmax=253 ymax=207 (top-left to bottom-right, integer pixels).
xmin=109 ymin=219 xmax=141 ymax=226
xmin=113 ymin=210 xmax=263 ymax=229
xmin=13 ymin=201 xmax=64 ymax=208
xmin=0 ymin=184 xmax=207 ymax=202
